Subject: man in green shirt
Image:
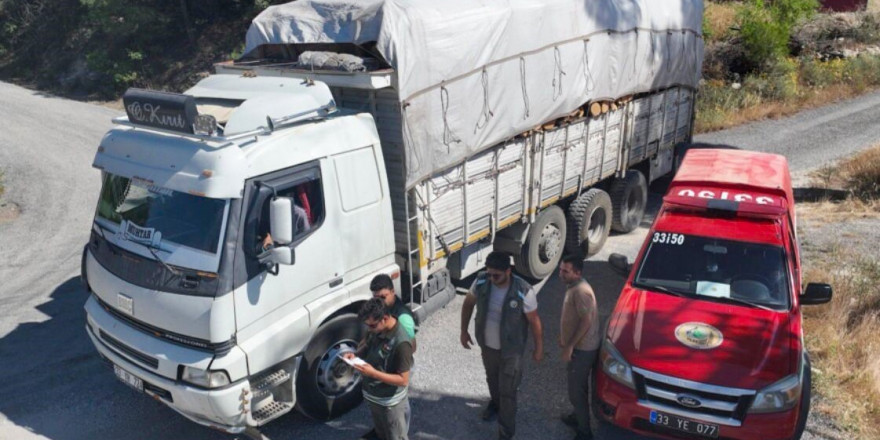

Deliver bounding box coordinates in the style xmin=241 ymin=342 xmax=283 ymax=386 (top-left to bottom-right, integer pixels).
xmin=370 ymin=274 xmax=418 ymax=340
xmin=346 ymin=298 xmax=414 ymax=440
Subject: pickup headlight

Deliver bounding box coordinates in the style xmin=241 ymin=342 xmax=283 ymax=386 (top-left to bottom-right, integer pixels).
xmin=748 ymin=366 xmax=803 ymax=414
xmin=181 ymin=366 xmax=230 ymax=388
xmin=600 ymin=338 xmax=634 ymax=389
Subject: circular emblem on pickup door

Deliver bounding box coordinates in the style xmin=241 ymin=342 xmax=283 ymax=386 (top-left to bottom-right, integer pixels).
xmin=674 ymin=322 xmax=723 ymax=349
xmin=676 ymin=394 xmax=703 ymax=408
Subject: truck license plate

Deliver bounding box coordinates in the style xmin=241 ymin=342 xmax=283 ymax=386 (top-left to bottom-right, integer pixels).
xmin=114 ymin=364 xmax=144 ymax=393
xmin=650 ymin=410 xmax=719 ymax=438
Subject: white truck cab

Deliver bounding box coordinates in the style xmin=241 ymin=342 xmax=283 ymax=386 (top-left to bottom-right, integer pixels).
xmin=84 ymin=75 xmax=404 ymax=431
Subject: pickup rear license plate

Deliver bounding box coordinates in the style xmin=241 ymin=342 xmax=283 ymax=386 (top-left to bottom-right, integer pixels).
xmin=650 ymin=410 xmax=719 ymax=438
xmin=114 ymin=364 xmax=144 ymax=393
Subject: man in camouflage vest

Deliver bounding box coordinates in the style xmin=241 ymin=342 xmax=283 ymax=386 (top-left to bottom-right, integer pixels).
xmin=460 ymin=251 xmax=544 ymax=439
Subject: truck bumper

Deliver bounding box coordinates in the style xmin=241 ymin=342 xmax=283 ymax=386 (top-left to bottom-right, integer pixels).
xmin=85 ymin=295 xmax=251 ymax=434
xmin=595 ymin=370 xmax=800 ymax=440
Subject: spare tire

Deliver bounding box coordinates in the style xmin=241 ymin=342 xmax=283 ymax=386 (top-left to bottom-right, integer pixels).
xmin=609 ymin=170 xmax=647 ymax=233
xmin=565 ymin=188 xmax=612 ymax=258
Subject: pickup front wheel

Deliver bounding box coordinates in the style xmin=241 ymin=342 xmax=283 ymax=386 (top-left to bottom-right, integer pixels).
xmin=295 ymin=314 xmax=363 ymax=420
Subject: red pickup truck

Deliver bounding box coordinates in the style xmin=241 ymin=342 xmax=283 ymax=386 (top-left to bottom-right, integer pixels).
xmin=596 ymin=148 xmax=833 ymax=440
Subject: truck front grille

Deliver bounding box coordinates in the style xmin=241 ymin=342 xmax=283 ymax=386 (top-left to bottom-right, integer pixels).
xmin=632 ymin=367 xmax=755 ymax=427
xmin=99 ymin=329 xmax=159 ymax=369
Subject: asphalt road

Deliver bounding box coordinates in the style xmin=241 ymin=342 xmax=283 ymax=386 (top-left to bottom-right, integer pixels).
xmin=2 ymin=82 xmax=879 ymax=440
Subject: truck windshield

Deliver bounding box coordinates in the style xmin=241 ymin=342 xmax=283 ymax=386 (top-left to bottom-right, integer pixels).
xmin=634 ymin=232 xmax=790 ymax=310
xmin=95 ymin=173 xmax=226 ymax=253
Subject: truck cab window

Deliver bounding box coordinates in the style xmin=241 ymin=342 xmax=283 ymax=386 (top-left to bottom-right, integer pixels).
xmin=258 ymin=178 xmax=324 ymax=252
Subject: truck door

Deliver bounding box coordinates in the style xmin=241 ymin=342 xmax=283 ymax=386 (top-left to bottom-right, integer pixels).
xmin=330 ymin=145 xmax=393 ymax=283
xmin=234 ymin=159 xmax=345 ymax=333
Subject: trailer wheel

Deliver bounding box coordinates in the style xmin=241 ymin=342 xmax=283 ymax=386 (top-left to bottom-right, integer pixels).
xmin=609 ymin=170 xmax=647 ymax=233
xmin=514 ymin=205 xmax=566 ymax=279
xmin=295 ymin=314 xmax=363 ymax=420
xmin=565 ymin=189 xmax=612 ymax=257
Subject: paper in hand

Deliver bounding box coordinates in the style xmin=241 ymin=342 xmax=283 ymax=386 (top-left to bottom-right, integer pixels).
xmin=338 ymin=354 xmax=367 ymax=367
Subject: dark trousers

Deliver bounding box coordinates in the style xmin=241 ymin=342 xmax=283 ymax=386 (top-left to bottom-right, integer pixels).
xmin=567 ymin=348 xmax=598 ymax=435
xmin=481 ymin=348 xmax=523 ymax=439
xmin=366 ymin=396 xmax=410 ymax=440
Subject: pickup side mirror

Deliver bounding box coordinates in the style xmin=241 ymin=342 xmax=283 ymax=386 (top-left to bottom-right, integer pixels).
xmin=270 ymin=197 xmax=294 ymax=245
xmin=801 ymin=283 xmax=832 ymax=305
xmin=608 ymin=253 xmax=632 ymax=277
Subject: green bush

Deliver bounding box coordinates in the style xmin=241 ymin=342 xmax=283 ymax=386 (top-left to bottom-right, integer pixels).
xmin=738 ymin=0 xmax=818 ymax=69
xmin=800 ymin=57 xmax=835 ymax=88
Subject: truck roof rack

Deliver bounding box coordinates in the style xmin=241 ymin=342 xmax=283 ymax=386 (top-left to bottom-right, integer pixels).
xmin=111 ymin=102 xmax=337 ymax=144
xmin=114 ymin=76 xmax=339 ymax=143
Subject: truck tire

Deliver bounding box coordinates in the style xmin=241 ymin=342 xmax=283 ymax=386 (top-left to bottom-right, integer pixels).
xmin=295 ymin=314 xmax=363 ymax=420
xmin=609 ymin=170 xmax=647 ymax=233
xmin=514 ymin=205 xmax=566 ymax=279
xmin=565 ymin=189 xmax=612 ymax=258
xmin=790 ymin=354 xmax=812 ymax=440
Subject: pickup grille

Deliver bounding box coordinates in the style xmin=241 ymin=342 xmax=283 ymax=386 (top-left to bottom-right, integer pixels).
xmin=632 ymin=367 xmax=755 ymax=426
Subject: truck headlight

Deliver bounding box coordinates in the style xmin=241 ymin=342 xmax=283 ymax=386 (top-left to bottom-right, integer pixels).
xmin=181 ymin=366 xmax=230 ymax=389
xmin=748 ymin=373 xmax=802 ymax=413
xmin=600 ymin=338 xmax=634 ymax=389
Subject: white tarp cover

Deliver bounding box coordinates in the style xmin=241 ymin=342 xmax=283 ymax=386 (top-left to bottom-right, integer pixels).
xmin=245 ymin=0 xmax=704 ymax=188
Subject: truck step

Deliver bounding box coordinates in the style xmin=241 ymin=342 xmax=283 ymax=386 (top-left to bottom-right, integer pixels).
xmin=250 ymin=368 xmax=292 ymax=400
xmin=252 ymin=400 xmax=293 ymax=425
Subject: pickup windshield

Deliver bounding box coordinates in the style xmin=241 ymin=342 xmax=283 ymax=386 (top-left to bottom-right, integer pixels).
xmin=634 ymin=232 xmax=790 ymax=310
xmin=95 ymin=173 xmax=226 ymax=253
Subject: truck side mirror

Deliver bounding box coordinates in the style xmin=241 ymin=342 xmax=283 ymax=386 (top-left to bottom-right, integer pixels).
xmin=608 ymin=253 xmax=631 ymax=277
xmin=801 ymin=283 xmax=832 ymax=305
xmin=270 ymin=197 xmax=294 ymax=245
xmin=270 ymin=246 xmax=295 ymax=266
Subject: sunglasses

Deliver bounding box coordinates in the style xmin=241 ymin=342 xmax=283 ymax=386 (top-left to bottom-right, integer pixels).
xmin=488 ymin=272 xmax=506 ymax=280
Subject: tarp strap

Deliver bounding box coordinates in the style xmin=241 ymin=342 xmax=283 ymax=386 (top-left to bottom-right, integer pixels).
xmin=650 ymin=32 xmax=657 ymax=76
xmin=633 ymin=29 xmax=639 ymax=77
xmin=680 ymin=30 xmax=687 ymax=75
xmin=475 ymin=68 xmax=494 ymax=132
xmin=441 ymin=85 xmax=461 ymax=148
xmin=582 ymin=39 xmax=595 ymax=93
xmin=520 ymin=57 xmax=530 ymax=120
xmin=552 ymin=46 xmax=567 ymax=102
xmin=401 ymin=103 xmax=421 ymax=174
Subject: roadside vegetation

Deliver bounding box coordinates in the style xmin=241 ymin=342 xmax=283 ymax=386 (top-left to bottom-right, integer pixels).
xmin=799 ymin=145 xmax=880 ymax=438
xmin=697 ymin=1 xmax=880 ymax=132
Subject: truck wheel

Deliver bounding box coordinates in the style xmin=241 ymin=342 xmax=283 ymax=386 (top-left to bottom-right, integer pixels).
xmin=295 ymin=314 xmax=363 ymax=420
xmin=565 ymin=189 xmax=612 ymax=257
xmin=790 ymin=354 xmax=812 ymax=440
xmin=609 ymin=170 xmax=647 ymax=233
xmin=514 ymin=205 xmax=566 ymax=279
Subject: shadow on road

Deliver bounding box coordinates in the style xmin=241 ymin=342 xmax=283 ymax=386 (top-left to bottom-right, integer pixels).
xmin=0 ymin=274 xmax=649 ymax=440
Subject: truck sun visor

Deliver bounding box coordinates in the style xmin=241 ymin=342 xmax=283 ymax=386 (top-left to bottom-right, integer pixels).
xmin=123 ymin=88 xmax=199 ymax=135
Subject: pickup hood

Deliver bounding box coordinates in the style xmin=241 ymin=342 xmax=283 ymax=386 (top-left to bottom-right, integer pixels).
xmin=608 ymin=286 xmax=799 ymax=390
xmin=86 ymin=249 xmax=235 ymax=345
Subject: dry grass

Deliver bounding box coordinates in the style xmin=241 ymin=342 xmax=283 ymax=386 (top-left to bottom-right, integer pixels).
xmin=811 ymin=143 xmax=880 ymax=200
xmin=797 ymin=199 xmax=880 ymax=226
xmin=801 ymin=247 xmax=880 ymax=439
xmin=798 ymin=144 xmax=880 ymax=438
xmin=704 ymin=1 xmax=743 ymax=42
xmin=696 ymin=83 xmax=873 ymax=133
